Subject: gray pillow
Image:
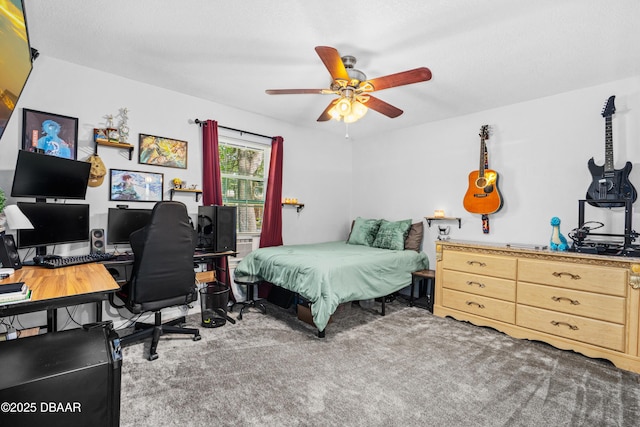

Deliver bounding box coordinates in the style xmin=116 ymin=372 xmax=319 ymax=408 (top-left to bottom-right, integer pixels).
xmin=347 ymin=217 xmax=381 ymax=246
xmin=404 ymin=222 xmax=424 ymax=252
xmin=373 ymin=219 xmax=412 ymax=250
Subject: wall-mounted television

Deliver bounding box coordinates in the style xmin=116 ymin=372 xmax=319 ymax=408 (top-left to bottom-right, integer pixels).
xmin=11 ymin=150 xmax=91 ymax=201
xmin=0 ymin=0 xmax=34 ymax=141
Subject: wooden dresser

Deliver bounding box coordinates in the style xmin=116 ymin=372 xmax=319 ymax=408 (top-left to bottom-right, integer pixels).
xmin=434 ymin=241 xmax=640 ymax=374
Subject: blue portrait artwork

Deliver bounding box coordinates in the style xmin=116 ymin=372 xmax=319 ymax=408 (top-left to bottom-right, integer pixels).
xmin=37 ymin=119 xmax=72 ymax=159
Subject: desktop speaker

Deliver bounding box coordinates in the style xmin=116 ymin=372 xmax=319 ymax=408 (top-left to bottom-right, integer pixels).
xmin=0 ymin=234 xmax=22 ymax=269
xmin=197 ymin=205 xmax=237 ymax=252
xmin=90 ymin=228 xmax=105 ymax=254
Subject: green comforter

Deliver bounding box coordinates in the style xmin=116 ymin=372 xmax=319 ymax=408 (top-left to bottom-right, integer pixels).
xmin=234 ymin=241 xmax=429 ymax=331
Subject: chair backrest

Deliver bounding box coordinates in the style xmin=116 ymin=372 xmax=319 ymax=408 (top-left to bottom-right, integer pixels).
xmin=128 ymin=201 xmax=196 ymax=304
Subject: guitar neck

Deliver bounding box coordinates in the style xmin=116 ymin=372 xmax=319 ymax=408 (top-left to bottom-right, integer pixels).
xmin=605 ymin=116 xmax=614 ymax=172
xmin=478 ymin=137 xmax=486 ymax=177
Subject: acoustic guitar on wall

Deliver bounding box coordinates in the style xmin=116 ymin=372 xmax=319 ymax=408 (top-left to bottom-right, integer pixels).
xmin=463 ymin=125 xmax=503 ymax=215
xmin=586 ymin=95 xmax=637 ymax=208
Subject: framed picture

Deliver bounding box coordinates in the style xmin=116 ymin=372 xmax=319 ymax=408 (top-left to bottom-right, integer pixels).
xmin=138 ymin=133 xmax=188 ymax=169
xmin=22 ymin=109 xmax=79 ymax=159
xmin=109 ymin=169 xmax=164 ymax=202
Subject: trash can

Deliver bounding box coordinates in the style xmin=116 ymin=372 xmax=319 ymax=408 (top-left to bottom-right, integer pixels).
xmin=199 ymin=282 xmax=230 ymax=328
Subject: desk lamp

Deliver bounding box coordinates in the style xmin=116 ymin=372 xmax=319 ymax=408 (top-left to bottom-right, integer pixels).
xmin=3 ymin=205 xmax=34 ymax=232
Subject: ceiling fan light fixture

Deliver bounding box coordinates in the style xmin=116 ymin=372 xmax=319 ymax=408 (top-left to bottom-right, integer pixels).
xmin=336 ymin=97 xmax=352 ymax=115
xmin=343 ymin=101 xmax=368 ymax=124
xmin=328 ymin=105 xmax=342 ymax=120
xmin=329 ymin=98 xmax=368 ymax=123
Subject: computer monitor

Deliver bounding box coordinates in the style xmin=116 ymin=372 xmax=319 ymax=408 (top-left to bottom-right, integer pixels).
xmin=16 ymin=202 xmax=90 ymax=256
xmin=106 ymin=208 xmax=153 ymax=245
xmin=11 ymin=150 xmax=91 ymax=201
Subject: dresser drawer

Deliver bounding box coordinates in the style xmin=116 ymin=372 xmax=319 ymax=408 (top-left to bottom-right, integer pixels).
xmin=517 ymin=282 xmax=625 ymax=324
xmin=516 ymin=305 xmax=625 ymax=351
xmin=443 ymin=269 xmax=515 ymax=301
xmin=518 ymin=259 xmax=627 ymax=297
xmin=442 ymin=288 xmax=515 ymax=324
xmin=442 ymin=250 xmax=516 ymax=280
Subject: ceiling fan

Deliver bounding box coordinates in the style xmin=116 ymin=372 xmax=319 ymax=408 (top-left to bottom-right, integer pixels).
xmin=265 ymin=46 xmax=432 ymax=123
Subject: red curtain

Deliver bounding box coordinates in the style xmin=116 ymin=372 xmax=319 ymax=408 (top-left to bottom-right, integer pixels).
xmin=201 ymin=120 xmax=229 ymax=288
xmin=258 ymin=136 xmax=284 ymax=297
xmin=259 ymin=136 xmax=284 ymax=248
xmin=202 ymin=120 xmax=223 ymax=205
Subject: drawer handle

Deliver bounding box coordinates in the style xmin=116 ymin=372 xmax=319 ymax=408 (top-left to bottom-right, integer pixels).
xmin=465 ymin=301 xmax=485 ymax=309
xmin=466 ymin=281 xmax=486 ymax=288
xmin=550 ymin=320 xmax=579 ymax=331
xmin=551 ymin=296 xmax=580 ymax=305
xmin=466 ymin=260 xmax=487 ymax=267
xmin=552 ymin=272 xmax=581 ymax=280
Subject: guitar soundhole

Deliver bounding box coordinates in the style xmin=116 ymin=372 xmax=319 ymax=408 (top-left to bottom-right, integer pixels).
xmin=475 ymin=177 xmax=493 ymax=194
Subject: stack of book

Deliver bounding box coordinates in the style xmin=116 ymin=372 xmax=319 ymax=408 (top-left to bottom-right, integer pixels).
xmin=0 ymin=282 xmax=32 ymax=305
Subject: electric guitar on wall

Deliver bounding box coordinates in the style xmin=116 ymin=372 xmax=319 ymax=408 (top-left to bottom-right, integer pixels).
xmin=586 ymin=95 xmax=637 ymax=208
xmin=463 ymin=125 xmax=503 ymax=215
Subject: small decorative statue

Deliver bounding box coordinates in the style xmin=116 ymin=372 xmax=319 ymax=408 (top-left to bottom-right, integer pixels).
xmin=550 ymin=216 xmax=568 ymax=251
xmin=118 ymin=107 xmax=129 ymax=144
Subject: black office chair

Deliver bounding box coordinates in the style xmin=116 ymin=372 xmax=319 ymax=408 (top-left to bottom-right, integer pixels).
xmin=109 ymin=201 xmax=201 ymax=361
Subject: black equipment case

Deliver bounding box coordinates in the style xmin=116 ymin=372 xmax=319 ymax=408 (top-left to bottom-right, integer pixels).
xmin=0 ymin=322 xmax=122 ymax=427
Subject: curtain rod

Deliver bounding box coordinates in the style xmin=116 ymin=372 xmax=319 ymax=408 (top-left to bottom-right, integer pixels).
xmin=193 ymin=119 xmax=273 ymax=140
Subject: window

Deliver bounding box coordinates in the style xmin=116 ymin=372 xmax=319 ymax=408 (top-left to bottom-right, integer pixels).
xmin=219 ymin=136 xmax=270 ymax=233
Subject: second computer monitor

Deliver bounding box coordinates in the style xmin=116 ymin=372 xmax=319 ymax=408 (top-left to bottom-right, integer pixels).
xmin=17 ymin=202 xmax=90 ymax=255
xmin=106 ymin=208 xmax=153 ymax=245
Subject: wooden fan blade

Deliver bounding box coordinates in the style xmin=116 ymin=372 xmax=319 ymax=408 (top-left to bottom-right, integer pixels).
xmin=317 ymin=99 xmax=338 ymax=122
xmin=364 ymin=95 xmax=403 ymax=118
xmin=315 ymin=46 xmax=350 ymax=82
xmin=365 ymin=67 xmax=432 ymax=92
xmin=266 ymin=89 xmax=326 ymax=95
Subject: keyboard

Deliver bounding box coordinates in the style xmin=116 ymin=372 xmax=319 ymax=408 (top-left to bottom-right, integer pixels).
xmin=34 ymin=253 xmax=116 ymax=269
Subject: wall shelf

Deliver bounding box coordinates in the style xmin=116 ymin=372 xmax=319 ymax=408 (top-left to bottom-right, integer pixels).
xmin=282 ymin=203 xmax=304 ymax=213
xmin=170 ymin=188 xmax=203 ymax=202
xmin=94 ymin=140 xmax=134 ymax=160
xmin=425 ymin=216 xmax=461 ymax=228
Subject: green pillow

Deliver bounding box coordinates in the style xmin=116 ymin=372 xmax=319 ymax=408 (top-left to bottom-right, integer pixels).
xmin=347 ymin=217 xmax=381 ymax=246
xmin=373 ymin=219 xmax=412 ymax=250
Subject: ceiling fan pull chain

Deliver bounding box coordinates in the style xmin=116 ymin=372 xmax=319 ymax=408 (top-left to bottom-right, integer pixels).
xmin=345 ymin=123 xmax=349 ymax=139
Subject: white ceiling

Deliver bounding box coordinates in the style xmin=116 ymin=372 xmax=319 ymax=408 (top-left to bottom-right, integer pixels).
xmin=24 ymin=0 xmax=640 ymax=139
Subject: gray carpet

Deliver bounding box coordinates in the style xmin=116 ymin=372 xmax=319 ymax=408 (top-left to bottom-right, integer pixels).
xmin=119 ymin=300 xmax=640 ymax=426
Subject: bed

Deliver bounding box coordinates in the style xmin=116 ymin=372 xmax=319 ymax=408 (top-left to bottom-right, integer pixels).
xmin=234 ymin=220 xmax=429 ymax=333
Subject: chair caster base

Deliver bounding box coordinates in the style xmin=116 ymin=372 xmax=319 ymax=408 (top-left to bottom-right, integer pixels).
xmin=193 ymin=334 xmax=201 ymax=341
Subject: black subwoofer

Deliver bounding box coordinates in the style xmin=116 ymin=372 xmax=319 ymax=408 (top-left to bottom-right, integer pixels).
xmin=197 ymin=205 xmax=237 ymax=252
xmin=0 ymin=323 xmax=122 ymax=427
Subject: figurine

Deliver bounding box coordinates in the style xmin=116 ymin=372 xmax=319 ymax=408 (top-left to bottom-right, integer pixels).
xmin=118 ymin=107 xmax=129 ymax=144
xmin=550 ymin=217 xmax=568 ymax=251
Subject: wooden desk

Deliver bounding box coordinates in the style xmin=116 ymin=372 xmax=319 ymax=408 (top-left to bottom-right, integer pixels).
xmin=0 ymin=263 xmax=120 ymax=332
xmin=102 ymin=250 xmax=236 ymax=285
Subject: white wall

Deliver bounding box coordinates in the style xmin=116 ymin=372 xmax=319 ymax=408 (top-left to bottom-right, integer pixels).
xmin=0 ymin=55 xmax=352 ymax=329
xmin=3 ymin=54 xmax=639 ymax=330
xmin=352 ymin=75 xmax=640 ymax=267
